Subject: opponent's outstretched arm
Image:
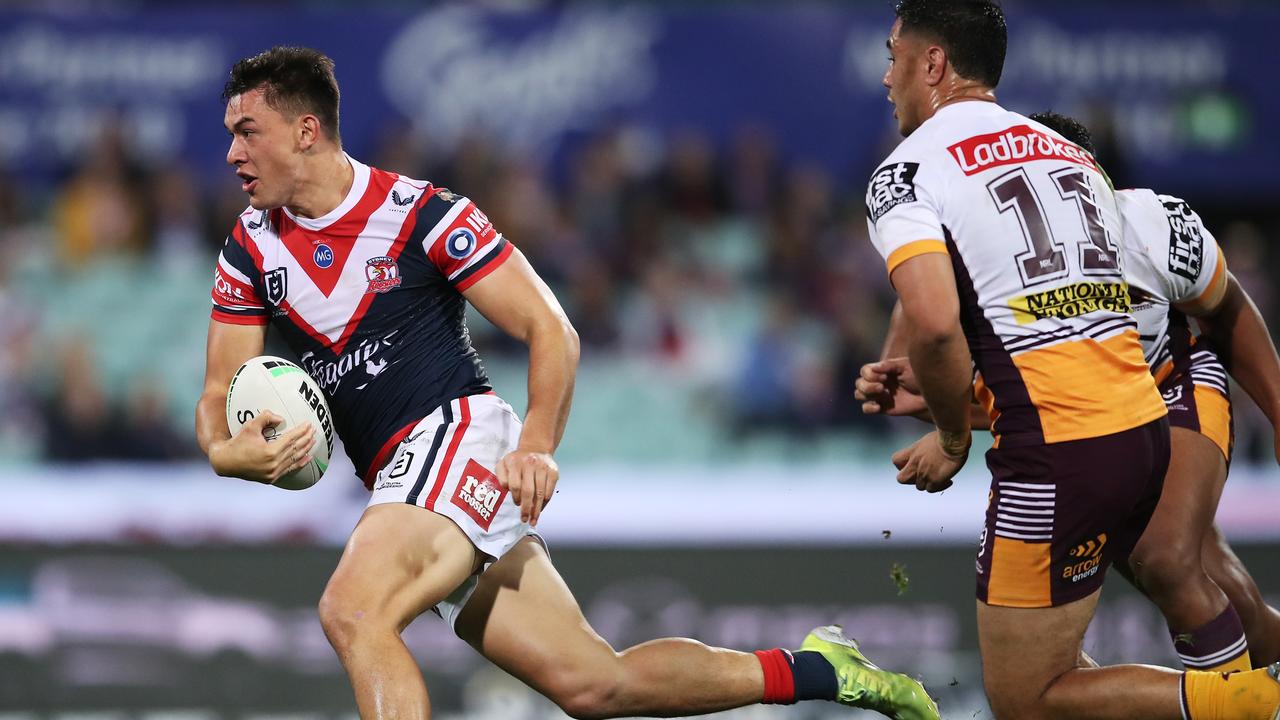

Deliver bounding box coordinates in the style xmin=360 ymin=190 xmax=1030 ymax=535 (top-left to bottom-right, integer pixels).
xmin=858 ymin=300 xmax=989 ymax=427
xmin=464 ymin=247 xmax=580 ymax=525
xmin=195 ymin=320 xmax=314 ymax=483
xmin=1190 ymin=273 xmax=1280 ymax=463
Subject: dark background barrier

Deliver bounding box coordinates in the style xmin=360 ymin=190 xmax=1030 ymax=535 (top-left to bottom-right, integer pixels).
xmin=3 ymin=542 xmax=1277 ymax=718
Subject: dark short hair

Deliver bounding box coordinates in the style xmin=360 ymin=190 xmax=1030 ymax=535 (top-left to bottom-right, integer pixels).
xmin=1028 ymin=111 xmax=1096 ymax=156
xmin=223 ymin=46 xmax=341 ymax=143
xmin=895 ymin=0 xmax=1007 ymax=87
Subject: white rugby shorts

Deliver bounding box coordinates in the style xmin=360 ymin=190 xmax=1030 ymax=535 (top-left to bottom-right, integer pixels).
xmin=367 ymin=392 xmax=543 ymax=628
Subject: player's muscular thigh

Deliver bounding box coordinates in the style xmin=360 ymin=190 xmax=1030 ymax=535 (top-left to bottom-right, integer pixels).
xmin=320 ymin=504 xmax=481 ymax=642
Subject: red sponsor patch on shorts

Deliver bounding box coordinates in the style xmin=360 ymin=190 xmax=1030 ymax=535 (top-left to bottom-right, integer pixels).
xmin=450 ymin=459 xmax=506 ymax=531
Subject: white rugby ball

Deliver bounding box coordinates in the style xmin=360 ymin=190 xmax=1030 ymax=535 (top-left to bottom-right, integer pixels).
xmin=225 ymin=356 xmax=334 ymax=490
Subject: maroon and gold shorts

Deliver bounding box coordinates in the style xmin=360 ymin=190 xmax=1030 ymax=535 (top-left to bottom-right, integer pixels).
xmin=976 ymin=418 xmax=1170 ymax=608
xmin=1159 ymin=347 xmax=1234 ymax=464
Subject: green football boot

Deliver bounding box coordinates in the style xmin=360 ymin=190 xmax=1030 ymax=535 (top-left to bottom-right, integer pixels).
xmin=800 ymin=625 xmax=940 ymax=720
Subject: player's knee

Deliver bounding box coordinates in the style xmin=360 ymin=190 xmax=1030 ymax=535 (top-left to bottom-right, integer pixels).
xmin=545 ymin=667 xmax=624 ymax=720
xmin=1129 ymin=541 xmax=1200 ymax=597
xmin=317 ymin=590 xmax=356 ymax=651
xmin=318 ymin=587 xmax=389 ymax=654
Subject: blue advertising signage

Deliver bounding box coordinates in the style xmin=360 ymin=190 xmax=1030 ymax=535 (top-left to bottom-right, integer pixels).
xmin=0 ymin=4 xmax=1274 ymax=198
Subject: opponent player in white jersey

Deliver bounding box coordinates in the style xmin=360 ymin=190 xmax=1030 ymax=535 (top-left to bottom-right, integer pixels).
xmin=194 ymin=47 xmax=938 ymax=720
xmin=1035 ymin=111 xmax=1280 ymax=671
xmin=860 ymin=109 xmax=1280 ymax=677
xmin=861 ymin=3 xmax=1280 ymax=719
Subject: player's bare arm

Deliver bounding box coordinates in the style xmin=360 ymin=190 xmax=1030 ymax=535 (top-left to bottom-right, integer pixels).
xmin=463 ymin=247 xmax=580 ymax=526
xmin=887 ymin=252 xmax=972 ymax=492
xmin=1188 ymin=272 xmax=1280 ymax=463
xmin=195 ymin=319 xmax=315 ymax=484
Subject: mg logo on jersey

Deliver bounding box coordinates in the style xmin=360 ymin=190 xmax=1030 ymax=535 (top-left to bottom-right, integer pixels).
xmin=949 ymin=125 xmax=1098 ymax=176
xmin=365 ymin=256 xmax=403 ymax=294
xmin=451 ymin=459 xmax=507 ymax=531
xmin=313 ymin=244 xmax=334 ymax=268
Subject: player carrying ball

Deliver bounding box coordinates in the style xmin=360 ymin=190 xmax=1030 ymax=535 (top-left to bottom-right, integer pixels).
xmin=193 ymin=46 xmax=939 ymax=720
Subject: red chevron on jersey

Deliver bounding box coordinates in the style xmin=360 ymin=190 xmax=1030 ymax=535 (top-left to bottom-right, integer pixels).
xmin=329 ymin=203 xmax=420 ymax=355
xmin=274 ymin=170 xmax=397 ymax=298
xmin=237 ymin=163 xmax=426 ymax=354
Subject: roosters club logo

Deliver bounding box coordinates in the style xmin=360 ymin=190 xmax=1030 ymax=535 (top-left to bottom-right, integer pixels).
xmin=365 ymin=256 xmax=402 ymax=294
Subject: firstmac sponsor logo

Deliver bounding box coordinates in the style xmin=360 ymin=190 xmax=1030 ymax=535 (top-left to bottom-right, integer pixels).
xmin=866 ymin=162 xmax=920 ymax=223
xmin=948 ymin=125 xmax=1098 ymax=176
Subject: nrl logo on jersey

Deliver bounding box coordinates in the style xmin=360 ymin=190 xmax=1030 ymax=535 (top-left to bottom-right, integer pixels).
xmin=365 ymin=256 xmax=403 ymax=294
xmin=866 ymin=162 xmax=920 ymax=223
xmin=264 ymin=268 xmax=288 ymax=306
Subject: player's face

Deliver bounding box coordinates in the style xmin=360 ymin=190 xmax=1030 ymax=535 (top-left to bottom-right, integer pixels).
xmin=224 ymin=88 xmax=302 ymax=211
xmin=882 ymin=19 xmax=928 ymax=137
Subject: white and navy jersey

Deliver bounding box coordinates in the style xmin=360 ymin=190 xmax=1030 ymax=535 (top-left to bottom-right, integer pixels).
xmin=1117 ymin=188 xmax=1228 ymax=384
xmin=211 ymin=155 xmax=513 ymax=487
xmin=865 ymin=102 xmax=1166 ymax=448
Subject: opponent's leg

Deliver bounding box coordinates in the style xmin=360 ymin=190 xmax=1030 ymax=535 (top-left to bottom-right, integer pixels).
xmin=318 ymin=503 xmax=481 ymax=719
xmin=1202 ymin=523 xmax=1280 ymax=666
xmin=454 ymin=538 xmax=937 ymax=720
xmin=1127 ymin=427 xmax=1250 ymax=672
xmin=978 ymin=594 xmax=1280 ymax=720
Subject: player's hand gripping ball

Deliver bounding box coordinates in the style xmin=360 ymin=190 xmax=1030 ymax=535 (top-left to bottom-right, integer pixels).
xmin=225 ymin=356 xmax=334 ymax=489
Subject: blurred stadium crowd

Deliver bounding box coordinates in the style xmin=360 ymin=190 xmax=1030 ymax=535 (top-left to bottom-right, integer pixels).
xmin=2 ymin=109 xmax=1278 ymax=467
